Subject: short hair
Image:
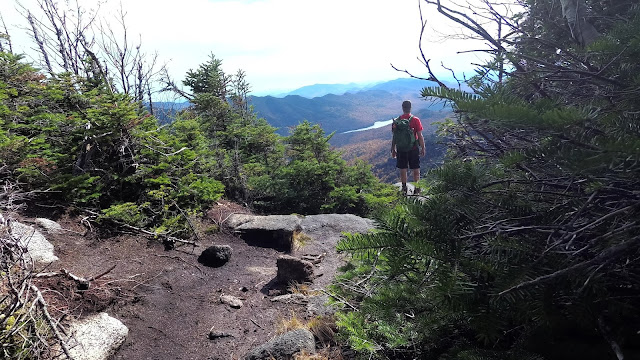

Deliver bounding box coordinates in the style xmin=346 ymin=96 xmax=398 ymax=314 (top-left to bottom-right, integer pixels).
xmin=402 ymin=100 xmax=411 ymax=110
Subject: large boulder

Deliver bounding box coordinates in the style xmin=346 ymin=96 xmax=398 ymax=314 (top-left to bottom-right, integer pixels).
xmin=66 ymin=312 xmax=128 ymax=360
xmin=244 ymin=328 xmax=315 ymax=360
xmin=10 ymin=221 xmax=58 ymax=266
xmin=227 ymin=214 xmax=302 ymax=252
xmin=277 ymin=255 xmax=314 ymax=284
xmin=198 ymin=245 xmax=232 ymax=267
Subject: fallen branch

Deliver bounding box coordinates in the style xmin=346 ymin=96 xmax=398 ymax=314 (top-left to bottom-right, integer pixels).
xmin=30 ymin=284 xmax=74 ymax=360
xmin=81 ymin=209 xmax=198 ymax=247
xmin=35 ymin=265 xmax=116 ymax=290
xmin=88 ymin=264 xmax=117 ymax=281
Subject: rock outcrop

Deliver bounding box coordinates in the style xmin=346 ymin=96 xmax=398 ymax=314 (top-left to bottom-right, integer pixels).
xmin=225 ymin=214 xmax=374 ymax=253
xmin=228 ymin=214 xmax=303 ymax=252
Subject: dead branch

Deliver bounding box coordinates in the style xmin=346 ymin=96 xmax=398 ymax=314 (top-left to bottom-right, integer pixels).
xmin=31 ymin=284 xmax=74 ymax=360
xmin=34 ymin=265 xmax=116 ymax=289
xmin=121 ymin=223 xmax=198 ymax=247
xmin=0 ymin=13 xmax=12 ymax=53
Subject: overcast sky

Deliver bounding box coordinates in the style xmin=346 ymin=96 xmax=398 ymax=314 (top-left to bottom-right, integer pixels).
xmin=0 ymin=0 xmax=482 ymax=95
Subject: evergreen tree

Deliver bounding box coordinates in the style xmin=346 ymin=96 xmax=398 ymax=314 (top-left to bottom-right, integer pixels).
xmin=334 ymin=1 xmax=640 ymax=359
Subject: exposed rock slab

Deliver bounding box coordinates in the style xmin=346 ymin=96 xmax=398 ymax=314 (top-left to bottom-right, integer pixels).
xmin=66 ymin=312 xmax=128 ymax=360
xmin=244 ymin=328 xmax=315 ymax=360
xmin=300 ymin=214 xmax=375 ymax=234
xmin=10 ymin=221 xmax=58 ymax=266
xmin=226 ymin=213 xmax=375 ymax=253
xmin=228 ymin=214 xmax=302 ymax=252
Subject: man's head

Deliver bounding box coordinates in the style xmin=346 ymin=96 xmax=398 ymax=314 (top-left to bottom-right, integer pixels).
xmin=402 ymin=100 xmax=411 ymax=113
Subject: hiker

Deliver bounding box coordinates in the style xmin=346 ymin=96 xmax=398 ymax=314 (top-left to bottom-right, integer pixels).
xmin=391 ymin=100 xmax=425 ymax=195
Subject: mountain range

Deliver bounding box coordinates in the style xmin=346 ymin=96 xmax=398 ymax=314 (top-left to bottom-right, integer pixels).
xmin=152 ymin=77 xmax=453 ymax=181
xmin=249 ymin=77 xmax=452 ymax=135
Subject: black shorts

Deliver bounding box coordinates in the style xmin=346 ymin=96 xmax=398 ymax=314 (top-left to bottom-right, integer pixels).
xmin=396 ymin=147 xmax=420 ymax=169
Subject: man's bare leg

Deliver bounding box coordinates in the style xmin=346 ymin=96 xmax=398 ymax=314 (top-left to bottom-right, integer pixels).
xmin=400 ymin=168 xmax=408 ymax=193
xmin=412 ymin=169 xmax=421 ymax=195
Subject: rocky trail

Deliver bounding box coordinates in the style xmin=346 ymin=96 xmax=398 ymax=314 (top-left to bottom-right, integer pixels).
xmin=12 ymin=202 xmax=375 ymax=360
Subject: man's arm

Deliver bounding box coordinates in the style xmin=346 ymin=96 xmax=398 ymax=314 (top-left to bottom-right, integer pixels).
xmin=391 ymin=137 xmax=397 ymax=158
xmin=417 ymin=131 xmax=426 ymax=157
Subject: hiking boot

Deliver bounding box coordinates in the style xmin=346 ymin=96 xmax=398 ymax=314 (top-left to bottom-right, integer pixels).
xmin=414 ymin=187 xmax=421 ymax=196
xmin=401 ymin=184 xmax=408 ymax=195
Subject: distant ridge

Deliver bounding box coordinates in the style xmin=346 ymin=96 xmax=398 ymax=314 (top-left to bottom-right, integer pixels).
xmin=282 ymin=82 xmax=373 ymax=98
xmin=269 ymin=77 xmax=454 ymax=99
xmin=249 ymin=77 xmax=451 ymax=135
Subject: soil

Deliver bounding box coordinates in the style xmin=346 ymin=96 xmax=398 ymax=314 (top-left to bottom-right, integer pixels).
xmin=25 ymin=202 xmax=351 ymax=360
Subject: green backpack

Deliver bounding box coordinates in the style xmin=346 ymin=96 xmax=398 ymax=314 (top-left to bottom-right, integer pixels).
xmin=393 ymin=115 xmax=415 ymax=152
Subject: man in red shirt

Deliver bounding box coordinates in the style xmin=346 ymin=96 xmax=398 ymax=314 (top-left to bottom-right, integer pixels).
xmin=391 ymin=100 xmax=426 ymax=195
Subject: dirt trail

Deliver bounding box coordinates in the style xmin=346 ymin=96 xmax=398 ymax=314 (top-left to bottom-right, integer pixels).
xmin=37 ymin=206 xmax=358 ymax=360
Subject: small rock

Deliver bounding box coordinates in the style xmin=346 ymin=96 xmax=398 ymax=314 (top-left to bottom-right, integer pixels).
xmin=209 ymin=331 xmax=234 ymax=340
xmin=198 ymin=245 xmax=232 ymax=267
xmin=244 ymin=328 xmax=315 ymax=360
xmin=220 ymin=295 xmax=243 ymax=309
xmin=277 ymin=255 xmax=314 ymax=284
xmin=270 ymin=293 xmax=307 ymax=304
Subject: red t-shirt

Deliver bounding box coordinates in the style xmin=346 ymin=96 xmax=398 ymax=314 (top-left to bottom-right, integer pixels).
xmin=393 ymin=113 xmax=423 ymax=141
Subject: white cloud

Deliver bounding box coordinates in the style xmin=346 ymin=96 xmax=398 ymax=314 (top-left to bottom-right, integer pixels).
xmin=0 ymin=0 xmax=484 ymax=93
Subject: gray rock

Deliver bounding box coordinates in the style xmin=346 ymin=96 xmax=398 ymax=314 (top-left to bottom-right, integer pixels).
xmin=306 ymin=294 xmax=336 ymax=316
xmin=10 ymin=221 xmax=58 ymax=266
xmin=277 ymin=255 xmax=314 ymax=284
xmin=270 ymin=293 xmax=307 ymax=304
xmin=300 ymin=214 xmax=375 ymax=234
xmin=225 ymin=214 xmax=255 ymax=228
xmin=228 ymin=215 xmax=302 ymax=252
xmin=198 ymin=245 xmax=232 ymax=267
xmin=66 ymin=312 xmax=128 ymax=360
xmin=244 ymin=328 xmax=315 ymax=360
xmin=35 ymin=218 xmax=63 ymax=233
xmin=220 ymin=295 xmax=243 ymax=309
